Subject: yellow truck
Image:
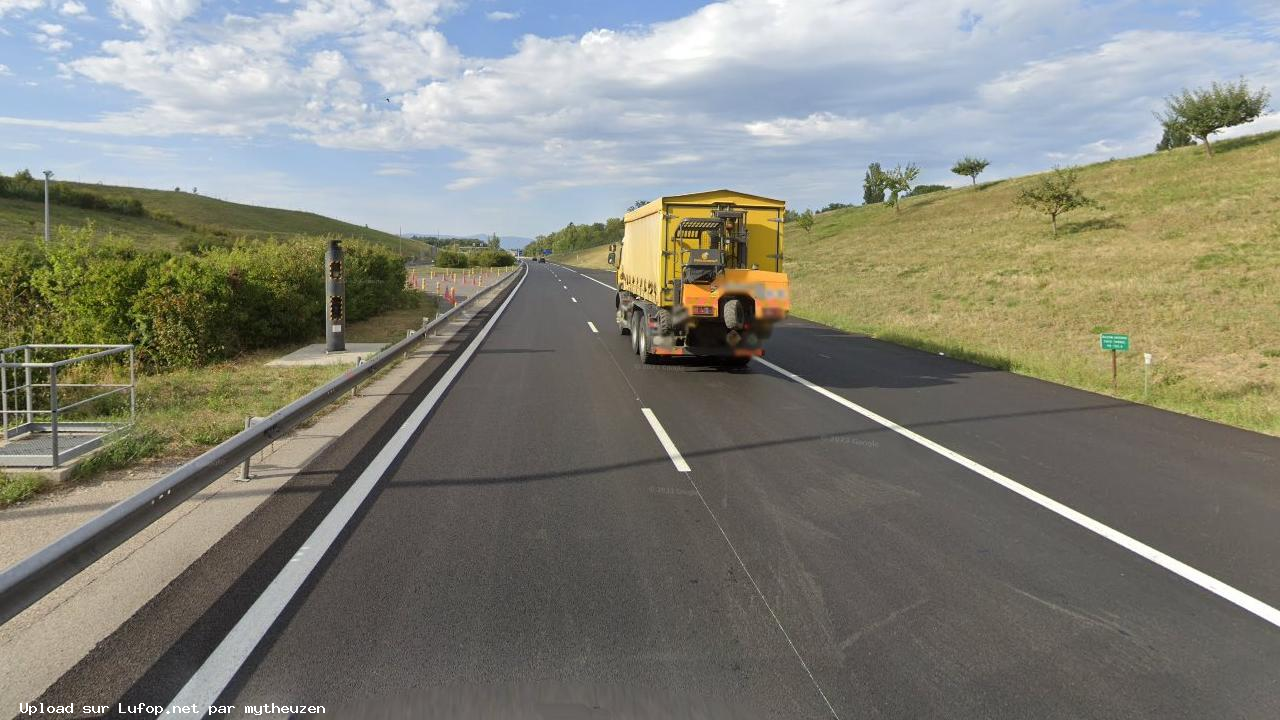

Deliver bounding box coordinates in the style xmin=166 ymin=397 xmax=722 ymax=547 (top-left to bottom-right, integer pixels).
xmin=610 ymin=189 xmax=790 ymax=366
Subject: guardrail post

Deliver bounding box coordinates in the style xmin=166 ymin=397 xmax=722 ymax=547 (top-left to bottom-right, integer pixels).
xmin=239 ymin=416 xmax=253 ymax=481
xmin=49 ymin=365 xmax=59 ymax=467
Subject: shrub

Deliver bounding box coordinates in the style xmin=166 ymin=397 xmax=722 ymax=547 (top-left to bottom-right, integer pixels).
xmin=471 ymin=249 xmax=516 ymax=267
xmin=908 ymin=184 xmax=949 ymax=197
xmin=435 ymin=249 xmax=469 ymax=268
xmin=0 ymin=240 xmax=45 ymax=347
xmin=132 ymin=257 xmax=234 ymax=368
xmin=6 ymin=229 xmax=407 ymax=369
xmin=343 ymin=239 xmax=406 ymax=321
xmin=30 ymin=228 xmax=162 ymax=345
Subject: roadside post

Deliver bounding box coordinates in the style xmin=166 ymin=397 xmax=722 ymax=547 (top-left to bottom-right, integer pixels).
xmin=325 ymin=240 xmax=345 ymax=353
xmin=238 ymin=416 xmax=266 ymax=481
xmin=1143 ymin=352 xmax=1153 ymax=400
xmin=1100 ymin=333 xmax=1130 ymax=392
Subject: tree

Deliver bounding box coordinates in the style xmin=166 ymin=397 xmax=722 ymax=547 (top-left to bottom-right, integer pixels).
xmin=862 ymin=163 xmax=885 ymax=205
xmin=1155 ymin=78 xmax=1270 ymax=157
xmin=487 ymin=232 xmax=501 ymax=250
xmin=627 ymin=199 xmax=649 ymax=211
xmin=1014 ymin=166 xmax=1099 ymax=237
xmin=950 ymin=156 xmax=990 ymax=185
xmin=1155 ymin=122 xmax=1193 ymax=152
xmin=796 ymin=209 xmax=815 ymax=234
xmin=880 ymin=163 xmax=921 ymax=212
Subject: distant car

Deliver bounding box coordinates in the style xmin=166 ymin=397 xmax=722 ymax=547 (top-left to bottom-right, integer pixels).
xmin=538 ymin=257 xmax=546 ymax=263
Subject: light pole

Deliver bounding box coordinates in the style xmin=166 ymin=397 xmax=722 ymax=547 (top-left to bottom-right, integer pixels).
xmin=42 ymin=170 xmax=52 ymax=245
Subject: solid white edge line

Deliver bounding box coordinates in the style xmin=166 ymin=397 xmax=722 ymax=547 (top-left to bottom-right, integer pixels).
xmin=164 ymin=271 xmax=529 ymax=717
xmin=640 ymin=408 xmax=692 ymax=473
xmin=587 ymin=321 xmax=598 ymax=334
xmin=753 ymin=356 xmax=1280 ymax=630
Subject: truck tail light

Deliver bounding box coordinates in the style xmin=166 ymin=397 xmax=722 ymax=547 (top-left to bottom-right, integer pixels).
xmin=692 ymin=305 xmax=714 ymax=316
xmin=762 ymin=307 xmax=785 ymax=319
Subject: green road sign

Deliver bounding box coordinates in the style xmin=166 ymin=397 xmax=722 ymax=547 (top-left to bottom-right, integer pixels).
xmin=1100 ymin=333 xmax=1130 ymax=351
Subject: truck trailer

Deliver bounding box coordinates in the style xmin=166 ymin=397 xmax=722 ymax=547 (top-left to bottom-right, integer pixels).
xmin=610 ymin=189 xmax=791 ymax=366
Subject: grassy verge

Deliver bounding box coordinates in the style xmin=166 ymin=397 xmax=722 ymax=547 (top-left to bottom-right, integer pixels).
xmin=0 ymin=291 xmax=442 ymax=506
xmin=787 ymin=131 xmax=1280 ymax=435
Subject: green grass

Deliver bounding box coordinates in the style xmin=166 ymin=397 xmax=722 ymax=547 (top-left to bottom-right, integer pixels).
xmin=0 ymin=181 xmax=433 ymax=257
xmin=0 ymin=473 xmax=46 ymax=506
xmin=135 ymin=292 xmax=440 ymax=456
xmin=787 ymin=130 xmax=1280 ymax=435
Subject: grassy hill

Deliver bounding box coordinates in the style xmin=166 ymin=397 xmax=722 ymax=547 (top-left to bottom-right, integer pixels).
xmin=0 ymin=180 xmax=432 ymax=257
xmin=787 ymin=131 xmax=1279 ymax=435
xmin=550 ymin=244 xmax=613 ymax=269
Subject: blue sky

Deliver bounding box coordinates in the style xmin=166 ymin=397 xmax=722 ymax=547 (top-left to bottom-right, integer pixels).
xmin=1 ymin=0 xmax=1278 ymax=240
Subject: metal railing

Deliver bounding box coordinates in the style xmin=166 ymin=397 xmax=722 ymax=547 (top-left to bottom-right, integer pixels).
xmin=0 ymin=344 xmax=136 ymax=467
xmin=0 ymin=264 xmax=523 ymax=624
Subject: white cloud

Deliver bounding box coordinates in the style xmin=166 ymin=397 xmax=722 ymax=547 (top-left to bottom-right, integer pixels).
xmin=744 ymin=112 xmax=871 ymax=146
xmin=0 ymin=64 xmax=10 ymax=76
xmin=485 ymin=10 xmax=519 ymax=21
xmin=3 ymin=0 xmax=1280 ymax=214
xmin=0 ymin=0 xmax=43 ymax=17
xmin=33 ymin=22 xmax=73 ymax=52
xmin=60 ymin=1 xmax=88 ymax=16
xmin=110 ymin=0 xmax=202 ymax=35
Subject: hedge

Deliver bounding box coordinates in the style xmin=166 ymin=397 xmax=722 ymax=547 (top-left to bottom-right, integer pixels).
xmin=0 ymin=227 xmax=407 ymax=369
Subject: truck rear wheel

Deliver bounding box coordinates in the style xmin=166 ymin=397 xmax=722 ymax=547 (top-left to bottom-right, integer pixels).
xmin=638 ymin=320 xmax=659 ymax=364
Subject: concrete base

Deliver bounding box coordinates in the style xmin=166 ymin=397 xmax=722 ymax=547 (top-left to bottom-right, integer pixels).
xmin=0 ymin=463 xmax=77 ymax=484
xmin=265 ymin=343 xmax=386 ymax=367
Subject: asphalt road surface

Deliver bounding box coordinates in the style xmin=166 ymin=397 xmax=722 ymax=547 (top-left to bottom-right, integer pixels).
xmin=27 ymin=261 xmax=1280 ymax=719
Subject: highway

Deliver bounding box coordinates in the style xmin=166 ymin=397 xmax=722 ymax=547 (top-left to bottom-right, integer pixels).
xmin=29 ymin=261 xmax=1280 ymax=718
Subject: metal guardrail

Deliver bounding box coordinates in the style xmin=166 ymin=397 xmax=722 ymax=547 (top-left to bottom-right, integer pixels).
xmin=0 ymin=265 xmax=524 ymax=624
xmin=0 ymin=344 xmax=136 ymax=467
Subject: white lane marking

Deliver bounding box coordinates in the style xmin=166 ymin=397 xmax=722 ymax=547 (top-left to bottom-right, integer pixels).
xmin=576 ymin=271 xmax=614 ymax=291
xmin=563 ymin=285 xmax=568 ymax=290
xmin=640 ymin=408 xmax=691 ymax=473
xmin=571 ymin=297 xmax=578 ymax=303
xmin=164 ymin=273 xmax=529 ymax=717
xmin=640 ymin=407 xmax=840 ymax=719
xmin=587 ymin=321 xmax=598 ymax=334
xmin=754 ymin=357 xmax=1280 ymax=630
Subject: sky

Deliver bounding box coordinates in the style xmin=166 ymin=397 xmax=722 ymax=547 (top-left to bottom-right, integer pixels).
xmin=1 ymin=0 xmax=1278 ymax=239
